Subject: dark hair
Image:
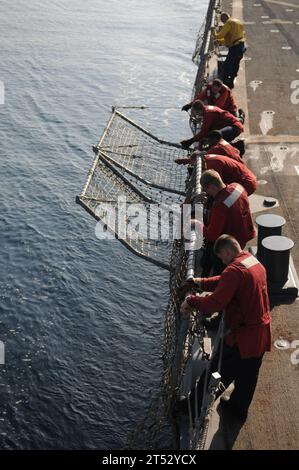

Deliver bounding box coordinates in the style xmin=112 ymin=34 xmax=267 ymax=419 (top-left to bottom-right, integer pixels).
xmin=192 ymin=99 xmax=205 ymax=111
xmin=214 ymin=234 xmax=241 ymax=254
xmin=212 ymin=78 xmax=223 ymax=88
xmin=220 ymin=12 xmax=230 ymax=22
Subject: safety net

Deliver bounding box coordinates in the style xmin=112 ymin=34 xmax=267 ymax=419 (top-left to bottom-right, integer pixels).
xmin=77 ymin=110 xmax=189 ymax=270
xmin=77 ymin=0 xmax=220 ymax=450
xmin=192 ymin=20 xmax=206 ymax=66
xmin=192 ymin=0 xmax=220 ymax=66
xmin=126 ymin=0 xmax=221 ymax=450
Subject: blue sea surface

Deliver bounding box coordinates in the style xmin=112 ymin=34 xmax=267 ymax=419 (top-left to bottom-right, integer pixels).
xmin=0 ymin=0 xmax=207 ymax=449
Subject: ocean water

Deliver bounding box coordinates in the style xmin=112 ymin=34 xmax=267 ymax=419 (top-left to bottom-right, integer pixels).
xmin=0 ymin=0 xmax=207 ymax=449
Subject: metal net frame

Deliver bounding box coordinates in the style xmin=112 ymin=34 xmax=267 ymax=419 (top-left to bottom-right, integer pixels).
xmin=77 ymin=110 xmax=189 ymax=270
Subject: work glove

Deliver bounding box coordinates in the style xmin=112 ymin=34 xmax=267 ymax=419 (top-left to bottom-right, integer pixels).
xmin=175 ymin=157 xmax=191 ymax=165
xmin=178 ymin=278 xmax=199 ymax=300
xmin=181 ymin=103 xmax=192 ymax=112
xmin=180 ymin=139 xmax=193 ymax=149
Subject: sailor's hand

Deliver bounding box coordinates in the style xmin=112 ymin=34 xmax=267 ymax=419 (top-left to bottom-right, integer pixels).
xmin=180 ymin=300 xmax=192 ymax=317
xmin=181 ymin=103 xmax=192 ymax=112
xmin=192 ymin=277 xmax=202 ymax=287
xmin=178 ymin=278 xmax=196 ymax=299
xmin=175 ymin=157 xmax=191 ymax=165
xmin=192 ymin=192 xmax=208 ymax=204
xmin=180 ymin=139 xmax=193 ymax=149
xmin=199 ymin=138 xmax=209 ymax=151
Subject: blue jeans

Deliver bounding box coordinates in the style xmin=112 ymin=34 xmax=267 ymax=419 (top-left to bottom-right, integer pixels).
xmin=221 ymin=42 xmax=246 ymax=83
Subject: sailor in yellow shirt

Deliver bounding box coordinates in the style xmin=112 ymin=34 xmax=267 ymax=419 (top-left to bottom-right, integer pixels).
xmin=212 ymin=12 xmax=246 ymax=89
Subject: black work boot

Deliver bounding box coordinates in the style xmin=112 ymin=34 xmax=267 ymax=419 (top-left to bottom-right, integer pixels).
xmin=238 ymin=108 xmax=246 ymax=124
xmin=224 ymin=76 xmax=234 ymax=89
xmin=202 ymin=312 xmax=222 ymax=330
xmin=231 ymin=139 xmax=245 ymax=157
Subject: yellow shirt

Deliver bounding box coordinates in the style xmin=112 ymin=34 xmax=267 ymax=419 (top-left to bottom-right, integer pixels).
xmin=214 ymin=17 xmax=245 ymax=48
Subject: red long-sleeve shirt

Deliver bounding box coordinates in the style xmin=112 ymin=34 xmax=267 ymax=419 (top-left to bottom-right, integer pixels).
xmin=207 ymin=138 xmax=243 ymax=163
xmin=205 ymin=154 xmax=257 ymax=195
xmin=203 ymin=183 xmax=256 ymax=248
xmin=194 ymin=83 xmax=238 ymax=114
xmin=193 ymin=105 xmax=244 ymax=142
xmin=187 ymin=252 xmax=271 ymax=358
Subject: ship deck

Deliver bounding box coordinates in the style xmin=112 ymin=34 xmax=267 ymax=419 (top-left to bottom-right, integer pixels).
xmin=203 ymin=0 xmax=299 ymax=450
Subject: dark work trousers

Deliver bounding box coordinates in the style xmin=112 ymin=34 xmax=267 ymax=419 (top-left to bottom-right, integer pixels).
xmin=221 ymin=42 xmax=246 ymax=84
xmin=203 ymin=196 xmax=214 ymax=226
xmin=193 ymin=343 xmax=264 ymax=418
xmin=200 ymin=241 xmax=226 ymax=277
xmin=201 ymin=197 xmax=226 ymax=277
xmin=219 ymin=124 xmax=242 ymax=142
xmin=200 ymin=241 xmax=214 ymax=277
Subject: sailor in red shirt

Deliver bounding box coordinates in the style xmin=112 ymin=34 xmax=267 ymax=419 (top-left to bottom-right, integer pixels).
xmin=180 ymin=234 xmax=271 ymax=420
xmin=182 ymin=78 xmax=238 ymax=115
xmin=175 ymin=150 xmax=256 ymax=196
xmin=181 ymin=100 xmax=243 ymax=149
xmin=204 ymin=154 xmax=257 ymax=196
xmin=205 ymin=130 xmax=244 ymax=163
xmin=200 ymin=169 xmax=255 ymax=248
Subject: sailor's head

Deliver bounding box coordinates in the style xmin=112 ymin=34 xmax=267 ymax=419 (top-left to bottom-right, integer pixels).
xmin=214 ymin=234 xmax=241 ymax=265
xmin=211 ymin=78 xmax=223 ymax=93
xmin=191 ymin=100 xmax=205 ymax=120
xmin=207 ymin=130 xmax=222 ymax=147
xmin=220 ymin=12 xmax=230 ymax=23
xmin=200 ymin=169 xmax=225 ymax=197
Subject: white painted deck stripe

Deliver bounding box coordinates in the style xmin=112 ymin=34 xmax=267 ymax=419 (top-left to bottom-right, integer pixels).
xmin=264 ymin=0 xmax=299 ymax=8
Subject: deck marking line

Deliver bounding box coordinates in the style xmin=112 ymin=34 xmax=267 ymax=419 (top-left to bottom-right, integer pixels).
xmin=259 ymin=111 xmax=275 ymax=135
xmin=264 ymin=0 xmax=299 ymax=8
xmin=250 ymin=80 xmax=263 ymax=91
